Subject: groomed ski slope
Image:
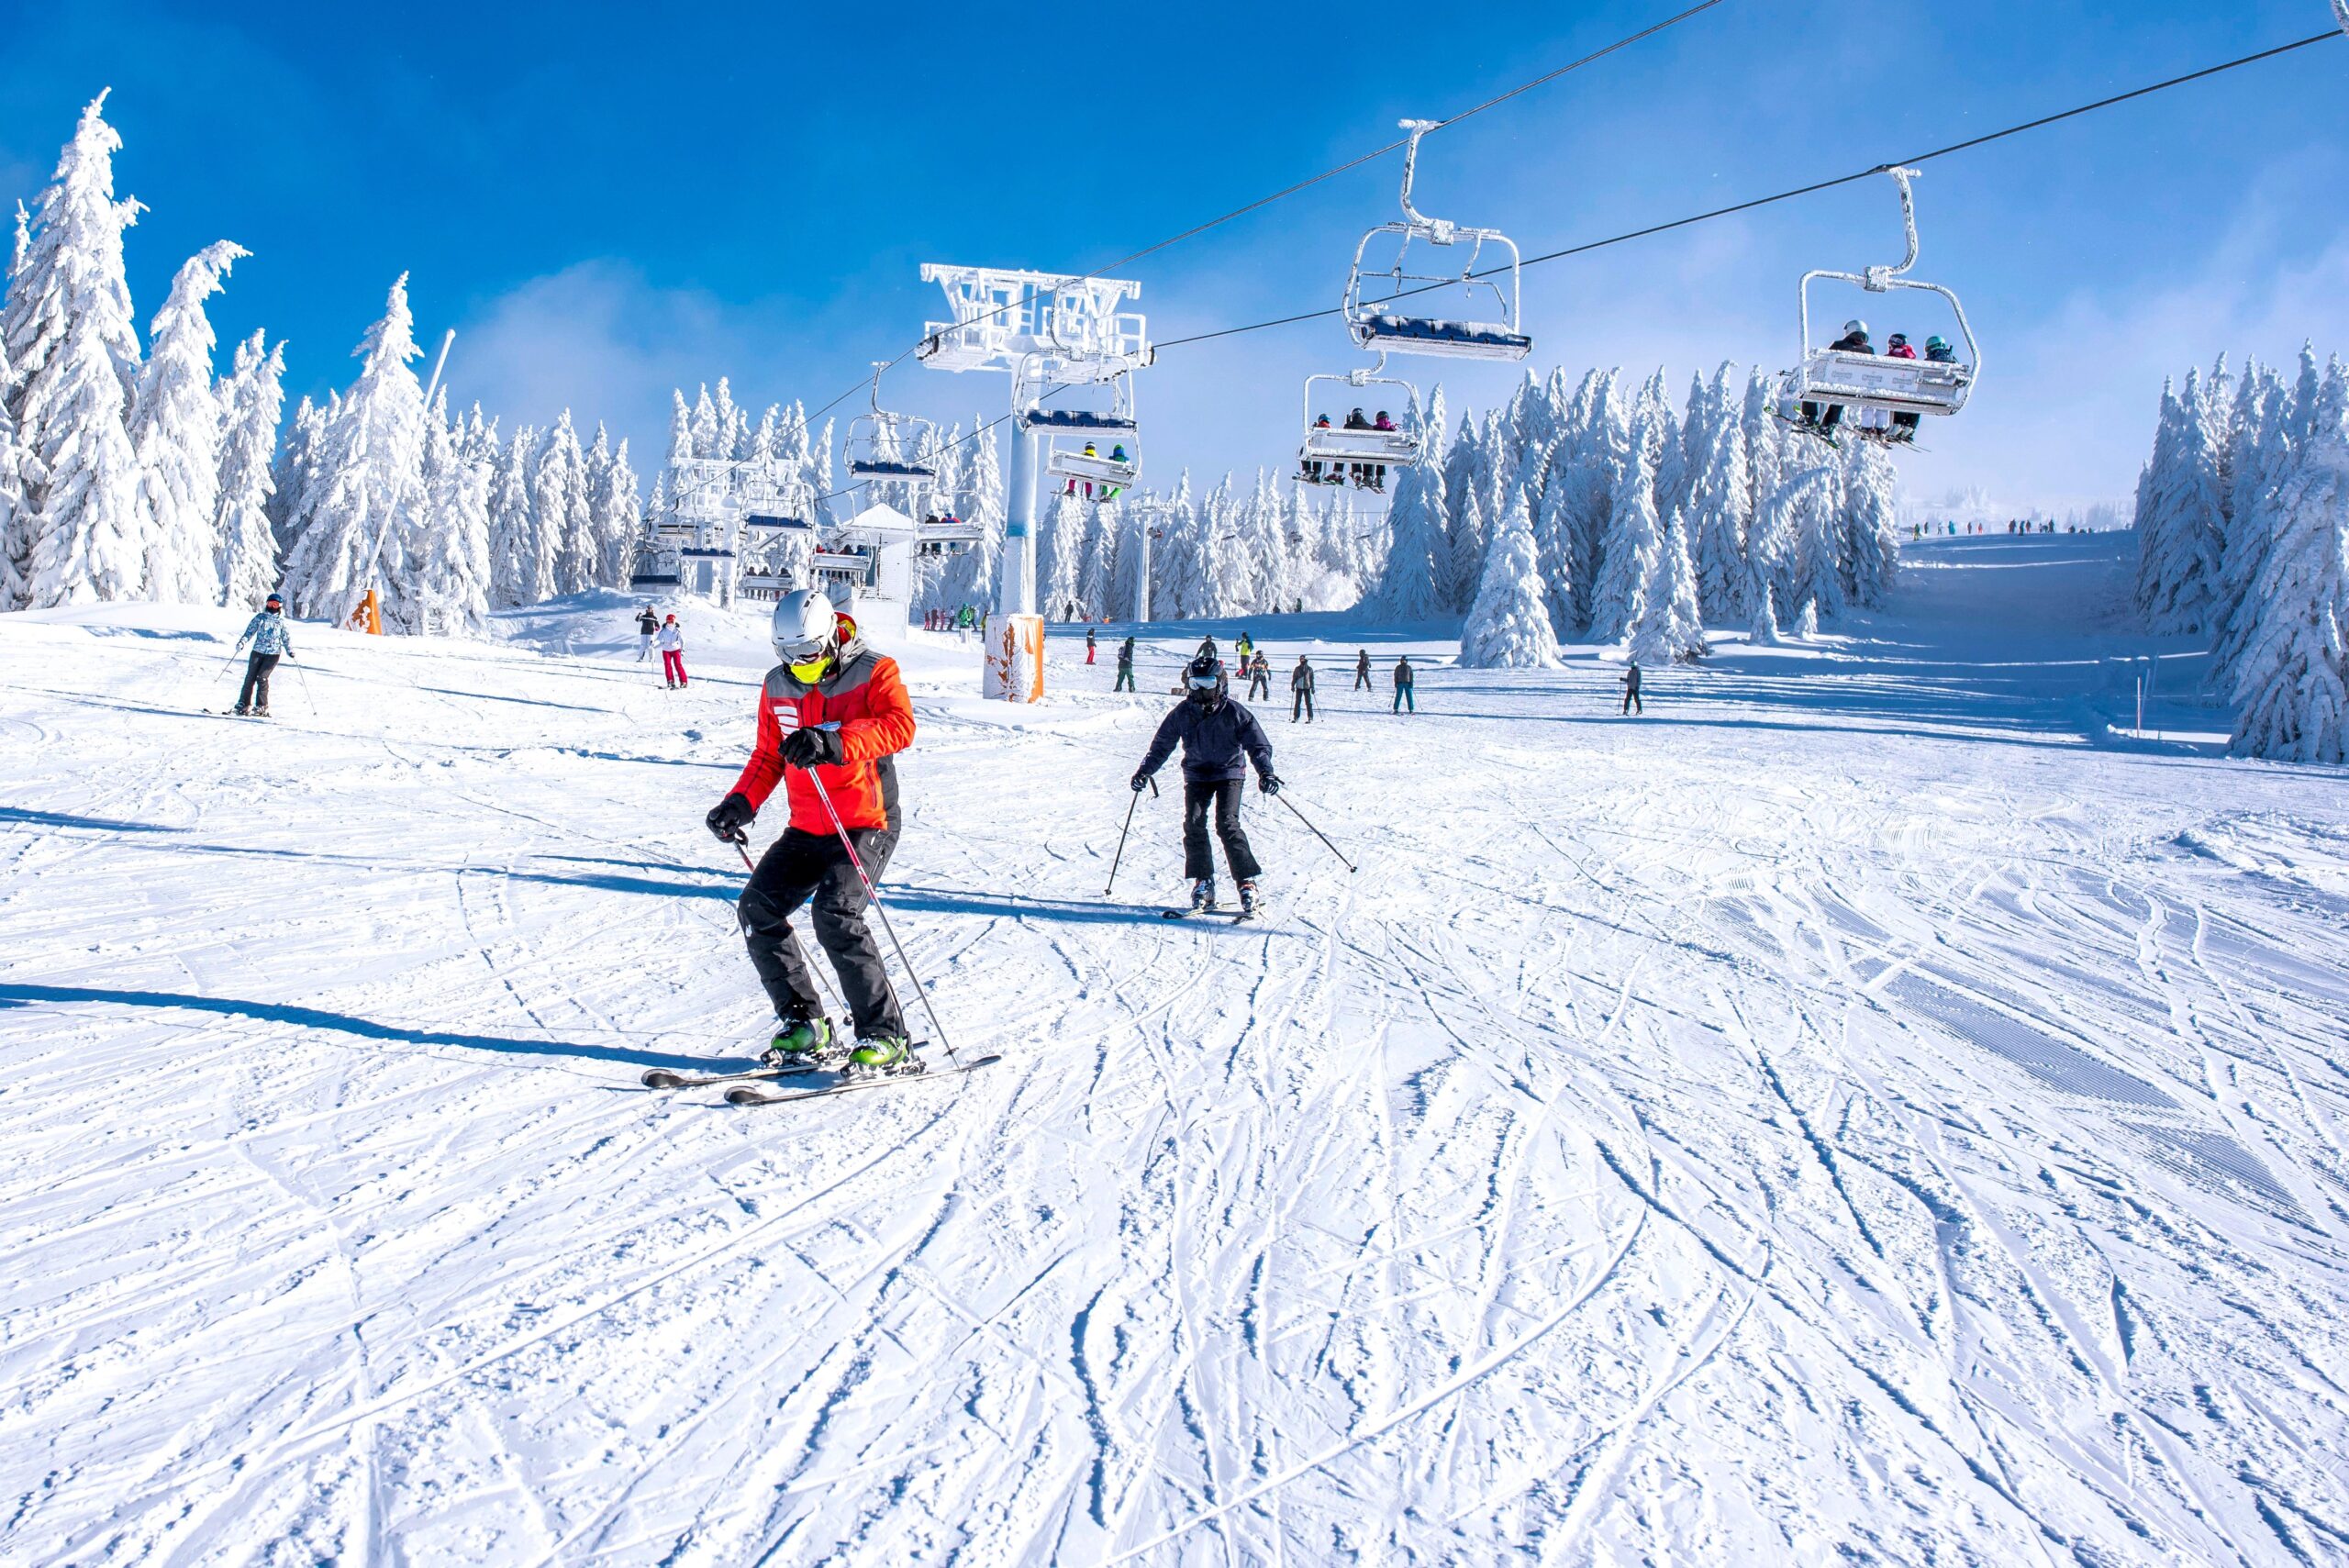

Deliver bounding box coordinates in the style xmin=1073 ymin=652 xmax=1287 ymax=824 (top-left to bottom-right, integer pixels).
xmin=4 ymin=533 xmax=2347 ymax=1566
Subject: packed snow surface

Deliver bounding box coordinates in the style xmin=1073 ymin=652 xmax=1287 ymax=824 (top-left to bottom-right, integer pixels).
xmin=4 ymin=535 xmax=2347 ymax=1565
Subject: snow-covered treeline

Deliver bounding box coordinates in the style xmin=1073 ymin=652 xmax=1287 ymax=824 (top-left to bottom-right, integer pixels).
xmin=902 ymin=364 xmax=1902 ymax=673
xmin=0 ymin=94 xmax=639 ymax=637
xmin=2130 ymin=346 xmax=2349 ymax=763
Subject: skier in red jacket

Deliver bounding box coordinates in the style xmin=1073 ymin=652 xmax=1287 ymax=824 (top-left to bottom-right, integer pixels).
xmin=706 ymin=590 xmax=919 ymax=1071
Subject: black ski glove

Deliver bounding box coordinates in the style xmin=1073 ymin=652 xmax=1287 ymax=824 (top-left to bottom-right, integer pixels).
xmin=1130 ymin=772 xmax=1152 ymax=793
xmin=781 ymin=726 xmax=843 ymax=770
xmin=706 ymin=792 xmax=754 ymax=840
xmin=1259 ymin=773 xmax=1282 ymax=795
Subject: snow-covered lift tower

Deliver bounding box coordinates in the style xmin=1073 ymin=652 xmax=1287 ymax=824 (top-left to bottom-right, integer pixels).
xmin=917 ymin=264 xmax=1151 ymax=621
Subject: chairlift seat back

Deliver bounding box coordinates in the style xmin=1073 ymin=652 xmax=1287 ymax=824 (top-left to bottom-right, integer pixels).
xmin=1027 ymin=408 xmax=1140 ymax=435
xmin=1788 ymin=349 xmax=1972 ymax=417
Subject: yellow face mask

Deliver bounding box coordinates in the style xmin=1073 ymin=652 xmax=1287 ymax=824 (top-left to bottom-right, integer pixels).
xmin=789 ymin=652 xmax=832 ymax=685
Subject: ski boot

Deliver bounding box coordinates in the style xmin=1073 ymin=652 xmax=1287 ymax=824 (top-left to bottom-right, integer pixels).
xmin=1191 ymin=877 xmax=1219 ymax=915
xmin=231 ymin=706 xmax=249 ymax=717
xmin=847 ymin=1034 xmax=920 ymax=1080
xmin=1236 ymin=881 xmax=1261 ymax=920
xmin=252 ymin=706 xmax=270 ymax=717
xmin=762 ymin=1015 xmax=839 ymax=1069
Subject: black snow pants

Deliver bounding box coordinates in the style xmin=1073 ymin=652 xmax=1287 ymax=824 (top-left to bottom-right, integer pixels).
xmin=237 ymin=652 xmax=280 ymax=711
xmin=1292 ymin=689 xmax=1314 ymax=723
xmin=1183 ymin=779 xmax=1260 ymax=884
xmin=738 ymin=826 xmax=907 ymax=1040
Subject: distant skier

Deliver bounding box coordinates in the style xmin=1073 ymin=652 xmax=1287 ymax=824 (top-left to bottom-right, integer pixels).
xmin=1234 ymin=630 xmax=1254 ymax=662
xmin=1196 ymin=634 xmax=1219 ymax=664
xmin=1392 ymin=655 xmax=1415 ymax=714
xmin=1132 ymin=653 xmax=1279 ymax=917
xmin=704 ymin=589 xmax=919 ymax=1071
xmin=232 ymin=593 xmax=295 ymax=717
xmin=1290 ymin=654 xmax=1315 ymax=724
xmin=635 ymin=605 xmax=659 ymax=662
xmin=1086 ymin=627 xmax=1098 ymax=665
xmin=1115 ymin=635 xmax=1137 ymax=692
xmin=656 ymin=614 xmax=688 ymax=688
xmin=1353 ymin=648 xmax=1372 ymax=691
xmin=1246 ymin=650 xmax=1271 ymax=700
xmin=1620 ymin=660 xmax=1642 ymax=716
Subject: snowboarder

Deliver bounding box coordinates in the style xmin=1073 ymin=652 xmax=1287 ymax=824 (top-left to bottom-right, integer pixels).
xmin=1246 ymin=650 xmax=1271 ymax=700
xmin=704 ymin=590 xmax=919 ymax=1071
xmin=232 ymin=593 xmax=295 ymax=717
xmin=1392 ymin=655 xmax=1415 ymax=713
xmin=656 ymin=614 xmax=688 ymax=688
xmin=1086 ymin=627 xmax=1097 ymax=664
xmin=1620 ymin=660 xmax=1643 ymax=716
xmin=1353 ymin=648 xmax=1373 ymax=691
xmin=635 ymin=606 xmax=659 ymax=662
xmin=1115 ymin=635 xmax=1137 ymax=692
xmin=1131 ymin=653 xmax=1279 ymax=917
xmin=1290 ymin=655 xmax=1316 ymax=724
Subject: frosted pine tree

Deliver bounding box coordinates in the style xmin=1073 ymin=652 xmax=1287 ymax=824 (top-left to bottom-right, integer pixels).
xmin=1041 ymin=489 xmax=1086 ymax=617
xmin=213 ymin=331 xmax=284 ymax=610
xmin=1458 ymin=483 xmax=1561 ymax=669
xmin=588 ymin=430 xmax=640 ymax=588
xmin=1794 ymin=596 xmax=1821 ymax=639
xmin=2211 ymin=362 xmax=2288 ymax=686
xmin=1787 ymin=462 xmax=1848 ymax=622
xmin=2231 ymin=381 xmax=2349 ymax=762
xmin=689 ymin=385 xmax=718 ymax=460
xmin=0 ymin=333 xmax=25 ymax=608
xmin=1840 ymin=439 xmax=1901 ymax=607
xmin=5 ymin=94 xmax=146 ymax=607
xmin=487 ymin=425 xmax=536 ymax=608
xmin=1741 ymin=367 xmax=1787 ymax=527
xmin=2134 ymin=369 xmax=2226 ymax=634
xmin=281 ymin=275 xmax=429 ymax=628
xmin=413 ymin=396 xmax=493 ymax=636
xmin=268 ymin=393 xmax=328 ymax=554
xmin=1626 ymin=507 xmax=1708 ymax=665
xmin=539 ymin=411 xmax=594 ymax=595
xmin=1375 ymin=390 xmax=1451 ymax=621
xmin=128 ymin=240 xmax=247 ymax=604
xmin=1749 ymin=582 xmax=1784 ymax=646
xmin=1587 ymin=410 xmax=1664 ymax=644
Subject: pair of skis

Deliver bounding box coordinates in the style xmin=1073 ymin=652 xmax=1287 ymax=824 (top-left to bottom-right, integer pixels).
xmin=640 ymin=1044 xmax=1002 ymax=1106
xmin=1162 ymin=904 xmax=1258 ymax=925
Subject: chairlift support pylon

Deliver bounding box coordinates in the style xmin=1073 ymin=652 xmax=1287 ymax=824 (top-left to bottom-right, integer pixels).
xmin=1343 ymin=120 xmax=1532 ymax=363
xmin=1776 ymin=166 xmax=1979 ymax=442
xmin=1298 ymin=355 xmax=1424 ymax=488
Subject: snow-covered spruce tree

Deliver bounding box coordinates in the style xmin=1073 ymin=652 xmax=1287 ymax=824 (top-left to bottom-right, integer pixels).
xmin=213 ymin=331 xmax=284 ymax=610
xmin=414 ymin=396 xmax=493 ymax=635
xmin=1081 ymin=497 xmax=1122 ymax=615
xmin=1458 ymin=483 xmax=1561 ymax=669
xmin=5 ymin=94 xmax=146 ymax=607
xmin=2231 ymin=382 xmax=2349 ymax=763
xmin=1787 ymin=461 xmax=1848 ymax=623
xmin=2211 ymin=361 xmax=2288 ymax=687
xmin=1587 ymin=409 xmax=1664 ymax=644
xmin=588 ymin=429 xmax=639 ymax=589
xmin=1530 ymin=436 xmax=1579 ymax=638
xmin=1839 ymin=439 xmax=1901 ymax=608
xmin=1686 ymin=363 xmax=1753 ymax=621
xmin=281 ymin=274 xmax=429 ymax=628
xmin=1749 ymin=582 xmax=1783 ymax=646
xmin=1374 ymin=392 xmax=1452 ymax=620
xmin=487 ymin=424 xmax=535 ymax=608
xmin=129 ymin=240 xmax=247 ymax=605
xmin=268 ymin=392 xmax=326 ymax=555
xmin=538 ymin=411 xmax=593 ymax=596
xmin=1041 ymin=489 xmax=1085 ymax=617
xmin=1742 ymin=366 xmax=1787 ymax=528
xmin=1627 ymin=507 xmax=1708 ymax=666
xmin=2134 ymin=368 xmax=2226 ymax=635
xmin=0 ymin=332 xmax=25 ymax=608
xmin=1794 ymin=596 xmax=1821 ymax=639
xmin=1631 ymin=369 xmax=1683 ymax=529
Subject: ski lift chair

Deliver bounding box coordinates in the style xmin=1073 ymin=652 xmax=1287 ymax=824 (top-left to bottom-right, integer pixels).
xmin=1298 ymin=359 xmax=1424 ymax=489
xmin=846 ymin=362 xmax=941 ymax=482
xmin=1342 ymin=121 xmax=1532 ymax=364
xmin=1776 ymin=167 xmax=1978 ymax=444
xmin=1032 ymin=374 xmax=1141 ymax=498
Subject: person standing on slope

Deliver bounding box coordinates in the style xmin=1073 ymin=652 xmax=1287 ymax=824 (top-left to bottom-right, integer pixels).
xmin=705 ymin=591 xmax=920 ymax=1071
xmin=1245 ymin=649 xmax=1272 ymax=700
xmin=1115 ymin=634 xmax=1137 ymax=692
xmin=656 ymin=614 xmax=688 ymax=689
xmin=1392 ymin=655 xmax=1416 ymax=713
xmin=1131 ymin=653 xmax=1279 ymax=917
xmin=1620 ymin=660 xmax=1643 ymax=716
xmin=1353 ymin=648 xmax=1373 ymax=692
xmin=1290 ymin=654 xmax=1316 ymax=724
xmin=1086 ymin=627 xmax=1097 ymax=665
xmin=232 ymin=593 xmax=295 ymax=717
xmin=635 ymin=605 xmax=659 ymax=662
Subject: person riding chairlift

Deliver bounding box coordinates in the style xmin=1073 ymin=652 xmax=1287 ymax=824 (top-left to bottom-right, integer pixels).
xmin=1364 ymin=409 xmax=1399 ymax=492
xmin=1103 ymin=444 xmax=1128 ymax=503
xmin=1304 ymin=414 xmax=1332 ymax=484
xmin=1343 ymin=406 xmax=1372 ymax=487
xmin=1065 ymin=442 xmax=1099 ymax=500
xmin=1886 ymin=332 xmax=1922 ymax=440
xmin=1802 ymin=318 xmax=1874 ymax=435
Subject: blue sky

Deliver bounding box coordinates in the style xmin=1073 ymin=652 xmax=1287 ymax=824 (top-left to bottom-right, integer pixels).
xmin=4 ymin=0 xmax=2345 ymax=513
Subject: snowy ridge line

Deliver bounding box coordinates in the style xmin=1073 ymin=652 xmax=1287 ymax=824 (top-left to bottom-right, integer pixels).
xmin=1101 ymin=1209 xmax=1647 ymax=1563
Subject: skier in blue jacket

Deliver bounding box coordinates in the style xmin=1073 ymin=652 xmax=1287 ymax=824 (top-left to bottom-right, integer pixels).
xmin=1132 ymin=653 xmax=1279 ymax=917
xmin=232 ymin=594 xmax=295 ymax=717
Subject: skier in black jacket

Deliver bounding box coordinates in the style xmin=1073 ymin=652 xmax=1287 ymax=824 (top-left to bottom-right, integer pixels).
xmin=1132 ymin=653 xmax=1279 ymax=917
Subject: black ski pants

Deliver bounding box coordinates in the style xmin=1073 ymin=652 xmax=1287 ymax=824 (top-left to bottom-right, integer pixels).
xmin=237 ymin=651 xmax=280 ymax=711
xmin=738 ymin=826 xmax=907 ymax=1040
xmin=1183 ymin=778 xmax=1260 ymax=884
xmin=1353 ymin=668 xmax=1371 ymax=690
xmin=1292 ymin=688 xmax=1313 ymax=722
xmin=1621 ymin=687 xmax=1642 ymax=715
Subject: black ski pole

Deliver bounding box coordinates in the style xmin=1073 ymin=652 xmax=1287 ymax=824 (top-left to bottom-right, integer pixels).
xmin=1276 ymin=791 xmax=1356 ymax=873
xmin=1103 ymin=775 xmax=1156 ymax=896
xmin=802 ymin=765 xmax=962 ymax=1066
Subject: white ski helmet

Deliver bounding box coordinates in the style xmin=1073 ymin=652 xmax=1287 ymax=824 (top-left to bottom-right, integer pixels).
xmin=771 ymin=588 xmax=839 ymax=665
xmin=1842 ymin=317 xmax=1870 ymax=338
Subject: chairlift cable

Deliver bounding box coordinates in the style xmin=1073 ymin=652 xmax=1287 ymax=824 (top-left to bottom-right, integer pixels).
xmin=1155 ymin=28 xmax=2344 ymax=352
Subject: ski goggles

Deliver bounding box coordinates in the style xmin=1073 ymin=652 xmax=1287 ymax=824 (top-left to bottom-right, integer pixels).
xmin=1185 ymin=670 xmax=1221 ymax=692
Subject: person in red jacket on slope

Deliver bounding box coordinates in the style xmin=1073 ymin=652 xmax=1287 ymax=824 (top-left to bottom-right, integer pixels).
xmin=705 ymin=590 xmax=919 ymax=1071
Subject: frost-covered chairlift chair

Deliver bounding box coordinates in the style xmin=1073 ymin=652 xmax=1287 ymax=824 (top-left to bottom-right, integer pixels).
xmin=1298 ymin=359 xmax=1425 ymax=488
xmin=846 ymin=362 xmax=941 ymax=484
xmin=1343 ymin=119 xmax=1533 ymax=364
xmin=1775 ymin=166 xmax=1979 ymax=447
xmin=1029 ymin=369 xmax=1141 ymax=499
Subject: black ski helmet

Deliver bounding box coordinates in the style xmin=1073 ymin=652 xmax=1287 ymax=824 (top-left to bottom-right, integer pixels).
xmin=1184 ymin=652 xmax=1227 ymax=702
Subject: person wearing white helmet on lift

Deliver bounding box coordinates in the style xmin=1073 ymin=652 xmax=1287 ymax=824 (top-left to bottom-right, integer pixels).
xmin=703 ymin=590 xmax=920 ymax=1073
xmin=1800 ymin=318 xmax=1875 ymax=438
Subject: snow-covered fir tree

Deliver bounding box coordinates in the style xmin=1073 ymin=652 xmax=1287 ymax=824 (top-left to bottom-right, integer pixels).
xmin=413 ymin=395 xmax=493 ymax=635
xmin=1839 ymin=439 xmax=1901 ymax=608
xmin=1587 ymin=408 xmax=1664 ymax=644
xmin=1787 ymin=461 xmax=1848 ymax=623
xmin=487 ymin=423 xmax=535 ymax=609
xmin=1458 ymin=482 xmax=1561 ymax=669
xmin=1749 ymin=582 xmax=1783 ymax=646
xmin=4 ymin=94 xmax=146 ymax=608
xmin=1375 ymin=389 xmax=1451 ymax=620
xmin=2132 ymin=369 xmax=2226 ymax=634
xmin=213 ymin=330 xmax=284 ymax=610
xmin=268 ymin=392 xmax=328 ymax=555
xmin=587 ymin=428 xmax=640 ymax=588
xmin=281 ymin=274 xmax=428 ymax=628
xmin=1687 ymin=364 xmax=1753 ymax=621
xmin=128 ymin=240 xmax=246 ymax=605
xmin=2231 ymin=375 xmax=2349 ymax=762
xmin=1626 ymin=507 xmax=1708 ymax=665
xmin=2210 ymin=360 xmax=2288 ymax=687
xmin=537 ymin=411 xmax=593 ymax=596
xmin=0 ymin=331 xmax=24 ymax=607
